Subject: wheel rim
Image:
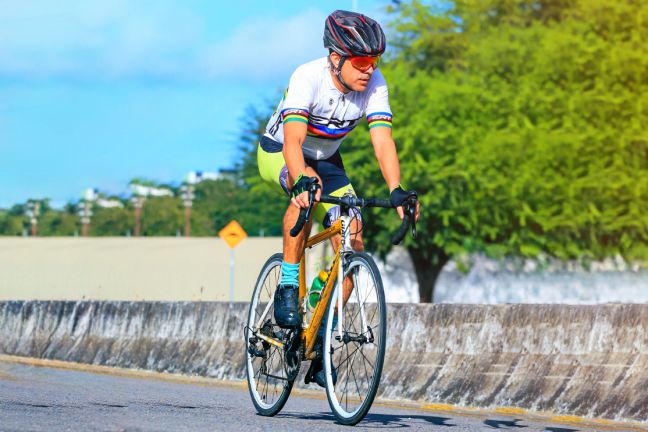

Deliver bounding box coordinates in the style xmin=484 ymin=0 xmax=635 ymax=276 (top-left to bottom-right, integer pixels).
xmin=246 ymin=259 xmax=288 ymax=410
xmin=325 ymin=258 xmax=384 ymax=419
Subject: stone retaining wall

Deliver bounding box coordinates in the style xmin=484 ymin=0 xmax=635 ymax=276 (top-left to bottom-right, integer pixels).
xmin=1 ymin=301 xmax=646 ymax=422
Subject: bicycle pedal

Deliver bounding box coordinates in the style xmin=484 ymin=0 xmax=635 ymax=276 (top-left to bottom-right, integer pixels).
xmin=304 ymin=360 xmax=316 ymax=385
xmin=248 ymin=345 xmax=266 ymax=358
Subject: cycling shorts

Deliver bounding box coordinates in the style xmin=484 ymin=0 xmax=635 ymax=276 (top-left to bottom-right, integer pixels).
xmin=257 ymin=136 xmax=361 ymax=228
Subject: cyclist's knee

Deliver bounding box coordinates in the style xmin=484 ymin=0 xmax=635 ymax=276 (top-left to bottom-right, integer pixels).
xmin=322 ymin=206 xmax=362 ymax=229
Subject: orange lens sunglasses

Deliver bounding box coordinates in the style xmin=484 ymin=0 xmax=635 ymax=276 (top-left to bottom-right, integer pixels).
xmin=348 ymin=56 xmax=380 ymax=72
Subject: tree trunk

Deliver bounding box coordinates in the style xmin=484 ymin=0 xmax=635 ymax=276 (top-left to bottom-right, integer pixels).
xmin=409 ymin=248 xmax=450 ymax=303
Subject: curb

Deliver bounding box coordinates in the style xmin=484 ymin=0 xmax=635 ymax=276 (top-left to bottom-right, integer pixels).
xmin=1 ymin=354 xmax=645 ymax=431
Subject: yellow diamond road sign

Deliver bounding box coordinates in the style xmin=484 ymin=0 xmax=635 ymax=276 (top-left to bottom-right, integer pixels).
xmin=219 ymin=220 xmax=247 ymax=249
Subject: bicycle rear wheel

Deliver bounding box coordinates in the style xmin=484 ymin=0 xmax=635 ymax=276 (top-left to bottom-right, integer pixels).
xmin=245 ymin=253 xmax=296 ymax=416
xmin=323 ymin=252 xmax=387 ymax=425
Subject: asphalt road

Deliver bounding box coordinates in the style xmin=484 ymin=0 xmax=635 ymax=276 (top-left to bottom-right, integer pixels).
xmin=0 ymin=359 xmax=640 ymax=432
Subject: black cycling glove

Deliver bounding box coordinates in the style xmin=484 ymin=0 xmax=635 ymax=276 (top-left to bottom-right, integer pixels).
xmin=291 ymin=174 xmax=317 ymax=198
xmin=390 ymin=185 xmax=417 ymax=208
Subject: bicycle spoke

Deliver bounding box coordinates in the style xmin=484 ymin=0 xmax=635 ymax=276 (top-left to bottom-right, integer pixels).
xmin=361 ymin=347 xmax=372 ymax=384
xmin=262 ymin=372 xmax=269 ymax=401
xmin=348 ymin=271 xmax=364 ymax=324
xmin=349 ymin=356 xmax=363 ymax=405
xmin=339 ymin=342 xmax=365 ymax=409
xmin=357 ymin=345 xmax=376 ymax=370
xmin=344 ymin=343 xmax=351 ymax=410
xmin=346 ymin=342 xmax=362 ymax=376
xmin=334 ymin=343 xmax=362 ymax=372
xmin=347 ymin=268 xmax=378 ymax=329
xmin=254 ymin=366 xmax=263 ymax=383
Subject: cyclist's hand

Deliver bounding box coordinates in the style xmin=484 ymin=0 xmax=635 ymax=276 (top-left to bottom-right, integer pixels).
xmin=292 ymin=191 xmax=309 ymax=209
xmin=395 ymin=202 xmax=420 ymax=221
xmin=290 ymin=175 xmax=320 ymax=209
xmin=390 ymin=186 xmax=420 ymax=221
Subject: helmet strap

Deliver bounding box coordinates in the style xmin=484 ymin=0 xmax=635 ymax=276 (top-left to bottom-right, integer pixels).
xmin=329 ymin=55 xmax=354 ymax=93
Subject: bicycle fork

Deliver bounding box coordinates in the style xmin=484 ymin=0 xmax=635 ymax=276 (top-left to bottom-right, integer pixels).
xmin=337 ymin=211 xmax=369 ymax=342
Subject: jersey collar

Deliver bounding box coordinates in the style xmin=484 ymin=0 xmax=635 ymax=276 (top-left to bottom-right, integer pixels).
xmin=325 ymin=63 xmax=351 ymax=95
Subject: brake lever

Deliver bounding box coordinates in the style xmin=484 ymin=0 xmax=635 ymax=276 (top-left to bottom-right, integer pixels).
xmin=408 ymin=200 xmax=417 ymax=239
xmin=289 ymin=180 xmax=321 ymax=237
xmin=305 ymin=183 xmax=320 ymax=218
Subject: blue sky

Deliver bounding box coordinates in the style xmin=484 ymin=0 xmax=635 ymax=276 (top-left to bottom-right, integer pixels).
xmin=0 ymin=1 xmax=390 ymax=208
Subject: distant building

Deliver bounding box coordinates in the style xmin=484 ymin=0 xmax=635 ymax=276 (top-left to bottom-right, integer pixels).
xmin=218 ymin=168 xmax=237 ymax=182
xmin=129 ymin=184 xmax=173 ymax=197
xmin=83 ymin=188 xmax=124 ymax=208
xmin=185 ymin=170 xmax=235 ymax=185
xmin=96 ymin=198 xmax=124 ymax=209
xmin=83 ymin=188 xmax=99 ymax=202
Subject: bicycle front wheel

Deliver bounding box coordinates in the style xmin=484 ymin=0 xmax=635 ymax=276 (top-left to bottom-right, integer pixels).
xmin=245 ymin=253 xmax=294 ymax=416
xmin=323 ymin=252 xmax=387 ymax=425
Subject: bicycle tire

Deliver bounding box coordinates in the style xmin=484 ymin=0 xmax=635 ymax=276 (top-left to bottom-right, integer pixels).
xmin=245 ymin=253 xmax=295 ymax=416
xmin=323 ymin=252 xmax=387 ymax=425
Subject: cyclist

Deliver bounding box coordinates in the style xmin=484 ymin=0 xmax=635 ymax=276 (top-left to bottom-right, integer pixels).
xmin=257 ymin=10 xmax=420 ymax=386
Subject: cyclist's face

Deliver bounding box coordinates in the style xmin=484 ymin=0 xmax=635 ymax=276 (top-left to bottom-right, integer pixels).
xmin=330 ymin=53 xmax=376 ymax=92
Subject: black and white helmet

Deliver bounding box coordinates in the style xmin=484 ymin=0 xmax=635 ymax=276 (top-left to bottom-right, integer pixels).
xmin=324 ymin=10 xmax=386 ymax=57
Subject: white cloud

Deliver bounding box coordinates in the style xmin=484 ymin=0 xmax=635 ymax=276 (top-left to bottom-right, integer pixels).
xmin=0 ymin=1 xmax=328 ymax=82
xmin=200 ymin=9 xmax=328 ymax=81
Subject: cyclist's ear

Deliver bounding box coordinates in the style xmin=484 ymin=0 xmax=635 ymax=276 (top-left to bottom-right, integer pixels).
xmin=329 ymin=52 xmax=341 ymax=69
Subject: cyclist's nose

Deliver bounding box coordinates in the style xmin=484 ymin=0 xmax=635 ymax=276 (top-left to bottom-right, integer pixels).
xmin=360 ymin=69 xmax=373 ymax=79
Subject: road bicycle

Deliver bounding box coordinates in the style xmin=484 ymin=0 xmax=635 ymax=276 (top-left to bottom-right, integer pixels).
xmin=244 ymin=181 xmax=417 ymax=425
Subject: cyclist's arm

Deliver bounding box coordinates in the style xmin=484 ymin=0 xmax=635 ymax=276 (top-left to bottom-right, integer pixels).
xmin=370 ymin=126 xmax=420 ymax=221
xmin=280 ymin=64 xmax=319 ymax=208
xmin=365 ymin=72 xmax=400 ymax=191
xmin=283 ymin=121 xmax=312 ymax=208
xmin=369 ymin=126 xmax=401 ymax=192
xmin=283 ymin=121 xmax=308 ymax=184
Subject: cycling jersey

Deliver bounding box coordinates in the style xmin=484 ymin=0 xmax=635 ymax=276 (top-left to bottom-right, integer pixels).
xmin=264 ymin=57 xmax=393 ymax=160
xmin=258 ymin=57 xmax=392 ymax=228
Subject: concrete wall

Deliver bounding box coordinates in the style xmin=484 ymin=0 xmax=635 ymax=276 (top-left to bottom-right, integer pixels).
xmin=4 ymin=238 xmax=648 ymax=305
xmin=435 ymin=255 xmax=648 ymax=304
xmin=0 ymin=238 xmax=282 ymax=302
xmin=1 ymin=301 xmax=646 ymax=423
xmin=0 ymin=238 xmax=420 ymax=303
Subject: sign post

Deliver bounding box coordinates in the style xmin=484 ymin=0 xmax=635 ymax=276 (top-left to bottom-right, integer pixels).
xmin=218 ymin=220 xmax=247 ymax=302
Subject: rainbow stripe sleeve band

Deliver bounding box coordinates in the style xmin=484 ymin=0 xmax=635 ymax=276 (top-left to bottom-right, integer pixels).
xmin=281 ymin=108 xmax=309 ymax=124
xmin=367 ymin=112 xmax=393 ymax=129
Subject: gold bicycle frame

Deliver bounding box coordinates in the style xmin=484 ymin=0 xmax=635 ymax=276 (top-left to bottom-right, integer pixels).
xmin=252 ymin=213 xmax=356 ymax=359
xmin=299 ymin=218 xmax=343 ymax=359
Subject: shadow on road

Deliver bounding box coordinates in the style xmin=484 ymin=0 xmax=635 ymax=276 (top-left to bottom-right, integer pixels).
xmin=484 ymin=419 xmax=528 ymax=429
xmin=544 ymin=428 xmax=579 ymax=432
xmin=275 ymin=411 xmax=583 ymax=430
xmin=483 ymin=419 xmax=581 ymax=431
xmin=276 ymin=411 xmax=455 ymax=428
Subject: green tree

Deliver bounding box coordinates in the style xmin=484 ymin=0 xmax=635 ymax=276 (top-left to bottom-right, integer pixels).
xmin=191 ymin=179 xmax=240 ymax=235
xmin=38 ymin=210 xmax=78 ymax=236
xmin=141 ymin=196 xmax=184 ymax=236
xmin=0 ymin=211 xmax=25 ymax=236
xmin=344 ymin=0 xmax=648 ymax=301
xmin=91 ymin=206 xmax=133 ymax=236
xmin=232 ymin=100 xmax=286 ymax=237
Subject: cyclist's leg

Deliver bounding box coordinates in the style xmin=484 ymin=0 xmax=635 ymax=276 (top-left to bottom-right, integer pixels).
xmin=258 ymin=136 xmax=323 ymax=254
xmin=311 ymin=151 xmax=363 ymax=306
xmin=315 ymin=185 xmax=364 ymax=252
xmin=306 ymin=152 xmax=364 ymax=387
xmin=311 ymin=151 xmax=364 ymax=248
xmin=258 ymin=137 xmax=321 ymax=327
